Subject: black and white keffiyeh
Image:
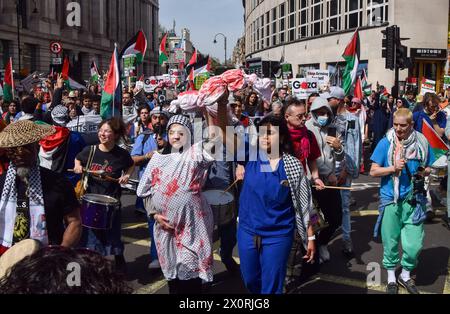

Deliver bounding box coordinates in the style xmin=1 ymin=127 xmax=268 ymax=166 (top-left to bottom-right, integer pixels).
xmin=283 ymin=153 xmax=314 ymax=249
xmin=0 ymin=165 xmax=48 ymax=248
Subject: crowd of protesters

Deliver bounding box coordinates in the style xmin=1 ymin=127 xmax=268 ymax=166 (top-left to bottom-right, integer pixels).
xmin=0 ymin=68 xmax=449 ymax=295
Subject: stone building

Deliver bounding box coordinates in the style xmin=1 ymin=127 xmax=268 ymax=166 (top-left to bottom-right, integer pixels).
xmin=0 ymin=0 xmax=159 ymax=82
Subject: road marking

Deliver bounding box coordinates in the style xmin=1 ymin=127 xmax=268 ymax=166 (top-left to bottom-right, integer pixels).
xmin=122 ymin=236 xmax=150 ymax=247
xmin=122 ymin=222 xmax=148 ymax=230
xmin=134 ymin=278 xmax=167 ymax=294
xmin=444 ymin=253 xmax=450 ymax=294
xmin=311 ymin=273 xmax=435 ymax=294
xmin=351 ymin=210 xmax=379 ymax=217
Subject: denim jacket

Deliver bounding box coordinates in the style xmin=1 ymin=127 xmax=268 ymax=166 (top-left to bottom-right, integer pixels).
xmin=335 ymin=112 xmax=362 ymax=179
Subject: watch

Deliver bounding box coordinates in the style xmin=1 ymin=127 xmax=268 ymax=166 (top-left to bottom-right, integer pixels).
xmin=308 ymin=235 xmax=316 ymax=241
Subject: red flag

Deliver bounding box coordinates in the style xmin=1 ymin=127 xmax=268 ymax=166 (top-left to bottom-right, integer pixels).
xmin=138 ymin=74 xmax=145 ymax=81
xmin=188 ymin=67 xmax=194 ymax=81
xmin=354 ymin=76 xmax=363 ymax=100
xmin=61 ymin=56 xmax=70 ymax=80
xmin=206 ymin=57 xmax=212 ymax=72
xmin=189 ymin=49 xmax=197 ymax=66
xmin=422 ymin=119 xmax=448 ymax=151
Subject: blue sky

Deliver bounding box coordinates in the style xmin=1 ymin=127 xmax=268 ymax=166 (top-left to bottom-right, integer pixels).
xmin=159 ymin=0 xmax=244 ymax=63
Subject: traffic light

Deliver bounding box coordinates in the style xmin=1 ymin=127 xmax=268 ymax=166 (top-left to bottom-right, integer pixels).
xmin=396 ymin=44 xmax=410 ymax=70
xmin=381 ymin=26 xmax=396 ymax=70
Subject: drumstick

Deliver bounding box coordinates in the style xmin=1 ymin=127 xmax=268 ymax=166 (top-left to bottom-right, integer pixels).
xmin=312 ymin=185 xmax=355 ymax=191
xmin=222 ymin=178 xmax=241 ymax=194
xmin=67 ymin=169 xmax=119 ymax=183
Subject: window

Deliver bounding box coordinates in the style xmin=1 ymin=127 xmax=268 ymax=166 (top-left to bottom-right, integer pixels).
xmin=344 ymin=0 xmax=363 ymax=30
xmin=298 ymin=63 xmax=320 ymax=78
xmin=367 ymin=0 xmax=389 ymax=26
xmin=0 ymin=40 xmax=10 ymax=70
xmin=298 ymin=0 xmax=309 ymax=39
xmin=326 ymin=0 xmax=341 ymax=33
xmin=311 ymin=0 xmax=322 ymax=36
xmin=328 ymin=60 xmax=368 ymax=87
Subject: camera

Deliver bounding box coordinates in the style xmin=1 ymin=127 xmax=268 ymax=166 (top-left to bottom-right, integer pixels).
xmin=408 ymin=167 xmax=426 ymax=207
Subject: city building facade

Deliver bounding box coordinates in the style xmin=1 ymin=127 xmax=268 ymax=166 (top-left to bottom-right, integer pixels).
xmin=244 ymin=0 xmax=449 ymax=93
xmin=0 ymin=0 xmax=159 ymax=82
xmin=161 ymin=27 xmax=195 ymax=72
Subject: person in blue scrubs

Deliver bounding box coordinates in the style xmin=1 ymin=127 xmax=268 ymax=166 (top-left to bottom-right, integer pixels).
xmin=235 ymin=114 xmax=316 ymax=294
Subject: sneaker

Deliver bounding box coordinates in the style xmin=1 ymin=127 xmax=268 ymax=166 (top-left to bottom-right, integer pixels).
xmin=425 ymin=211 xmax=435 ymax=223
xmin=398 ymin=276 xmax=420 ymax=294
xmin=443 ymin=216 xmax=450 ymax=230
xmin=342 ymin=240 xmax=354 ymax=257
xmin=148 ymin=260 xmax=161 ymax=269
xmin=386 ymin=282 xmax=398 ymax=294
xmin=318 ymin=245 xmax=330 ymax=264
xmin=224 ymin=259 xmax=240 ymax=274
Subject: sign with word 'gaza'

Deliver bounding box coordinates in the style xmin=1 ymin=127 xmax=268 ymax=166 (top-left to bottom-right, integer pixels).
xmin=292 ymin=78 xmax=319 ymax=99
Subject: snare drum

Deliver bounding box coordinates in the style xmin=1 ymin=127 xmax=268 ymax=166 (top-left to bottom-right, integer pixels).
xmin=80 ymin=194 xmax=119 ymax=229
xmin=431 ymin=155 xmax=448 ymax=180
xmin=203 ymin=190 xmax=235 ymax=226
xmin=121 ymin=179 xmax=139 ymax=193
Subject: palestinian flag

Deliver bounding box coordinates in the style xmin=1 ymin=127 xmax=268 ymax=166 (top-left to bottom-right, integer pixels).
xmin=422 ymin=119 xmax=449 ymax=160
xmin=39 ymin=126 xmax=71 ymax=173
xmin=185 ymin=53 xmax=210 ymax=78
xmin=120 ymin=30 xmax=147 ymax=64
xmin=159 ymin=33 xmax=168 ymax=65
xmin=61 ymin=56 xmax=72 ymax=89
xmin=90 ymin=61 xmax=100 ymax=83
xmin=361 ymin=69 xmax=372 ymax=96
xmin=2 ymin=58 xmax=14 ymax=102
xmin=101 ymin=45 xmax=121 ymax=119
xmin=354 ymin=76 xmax=363 ymax=100
xmin=189 ymin=49 xmax=198 ymax=66
xmin=342 ymin=30 xmax=360 ymax=95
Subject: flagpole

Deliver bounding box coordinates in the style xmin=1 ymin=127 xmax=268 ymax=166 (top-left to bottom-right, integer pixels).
xmin=112 ymin=43 xmax=117 ymax=118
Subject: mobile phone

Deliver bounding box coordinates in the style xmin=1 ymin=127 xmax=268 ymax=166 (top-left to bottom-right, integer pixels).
xmin=327 ymin=127 xmax=337 ymax=137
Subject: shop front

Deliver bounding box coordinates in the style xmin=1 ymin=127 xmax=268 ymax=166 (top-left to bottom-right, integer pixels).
xmin=410 ymin=48 xmax=447 ymax=94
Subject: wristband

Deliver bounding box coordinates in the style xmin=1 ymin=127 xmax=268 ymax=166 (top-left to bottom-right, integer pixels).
xmin=308 ymin=235 xmax=316 ymax=241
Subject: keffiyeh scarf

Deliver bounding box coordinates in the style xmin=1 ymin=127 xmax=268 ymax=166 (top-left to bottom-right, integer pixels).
xmin=0 ymin=165 xmax=48 ymax=248
xmin=386 ymin=129 xmax=428 ymax=202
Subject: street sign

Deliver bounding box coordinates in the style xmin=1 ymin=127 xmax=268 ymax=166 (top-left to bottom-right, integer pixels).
xmin=52 ymin=57 xmax=62 ymax=65
xmin=50 ymin=42 xmax=62 ymax=54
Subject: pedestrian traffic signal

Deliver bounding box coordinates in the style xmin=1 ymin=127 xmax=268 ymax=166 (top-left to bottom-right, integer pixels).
xmin=381 ymin=26 xmax=396 ymax=70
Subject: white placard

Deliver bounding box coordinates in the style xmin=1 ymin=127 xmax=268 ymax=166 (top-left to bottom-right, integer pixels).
xmin=66 ymin=115 xmax=102 ymax=133
xmin=292 ymin=78 xmax=319 ymax=99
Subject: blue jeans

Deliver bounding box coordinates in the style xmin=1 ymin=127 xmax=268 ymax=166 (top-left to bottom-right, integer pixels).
xmin=79 ymin=207 xmax=124 ymax=256
xmin=237 ymin=227 xmax=293 ymax=294
xmin=340 ymin=177 xmax=353 ymax=242
xmin=218 ymin=219 xmax=237 ymax=265
xmin=147 ymin=216 xmax=158 ymax=261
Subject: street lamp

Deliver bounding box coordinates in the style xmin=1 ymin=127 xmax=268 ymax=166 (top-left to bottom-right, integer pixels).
xmin=213 ymin=33 xmax=227 ymax=67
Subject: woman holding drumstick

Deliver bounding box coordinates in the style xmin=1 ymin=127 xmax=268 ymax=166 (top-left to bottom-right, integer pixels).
xmin=74 ymin=117 xmax=134 ymax=272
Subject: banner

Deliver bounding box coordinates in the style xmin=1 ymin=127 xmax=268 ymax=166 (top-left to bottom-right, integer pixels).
xmin=444 ymin=76 xmax=450 ymax=89
xmin=174 ymin=48 xmax=185 ymax=62
xmin=194 ymin=73 xmax=210 ymax=90
xmin=306 ymin=70 xmax=330 ymax=89
xmin=292 ymin=78 xmax=319 ymax=99
xmin=122 ymin=54 xmax=137 ymax=77
xmin=420 ymin=78 xmax=436 ymax=95
xmin=66 ymin=115 xmax=103 ymax=133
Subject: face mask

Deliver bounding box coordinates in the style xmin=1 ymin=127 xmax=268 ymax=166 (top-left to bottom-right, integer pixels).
xmin=317 ymin=116 xmax=329 ymax=126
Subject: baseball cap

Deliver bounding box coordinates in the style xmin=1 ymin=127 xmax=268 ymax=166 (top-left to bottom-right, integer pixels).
xmin=329 ymin=86 xmax=345 ymax=100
